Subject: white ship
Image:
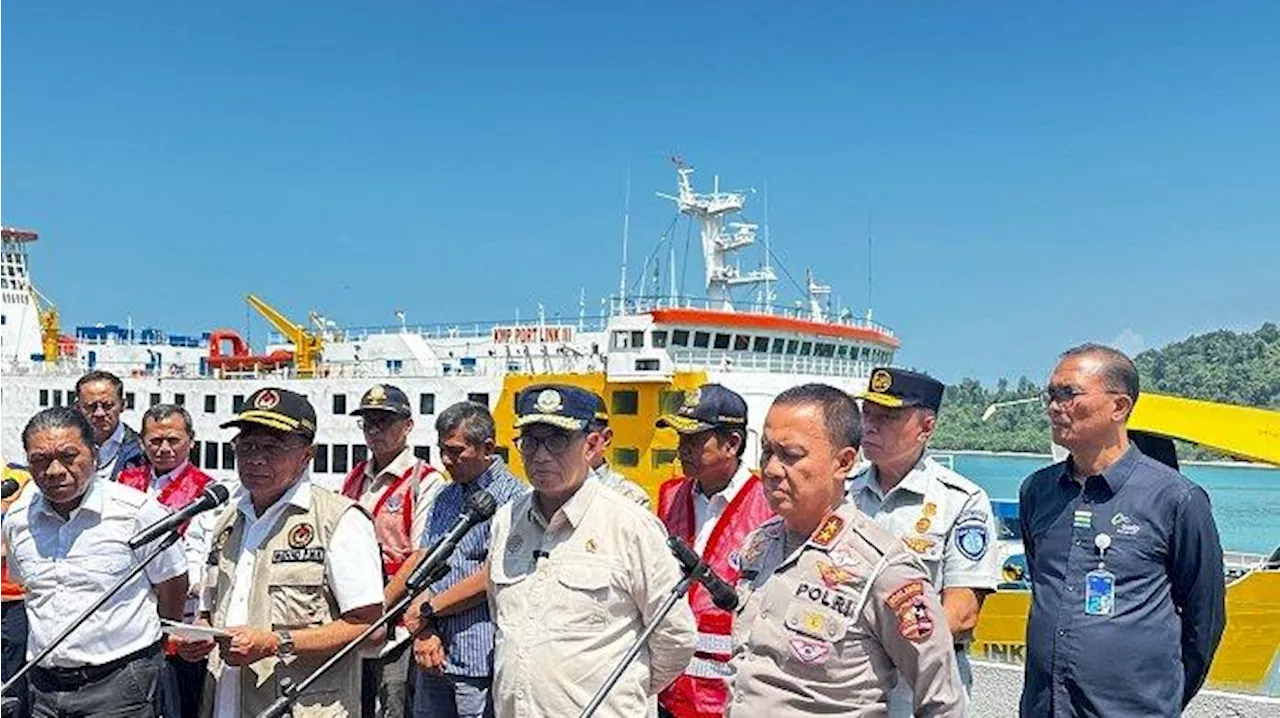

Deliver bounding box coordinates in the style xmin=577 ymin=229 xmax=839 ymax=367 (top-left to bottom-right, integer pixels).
xmin=1 ymin=161 xmax=900 ymax=495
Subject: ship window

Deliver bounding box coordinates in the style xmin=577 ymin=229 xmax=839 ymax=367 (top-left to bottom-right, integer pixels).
xmin=1 ymin=315 xmax=5 ymax=324
xmin=772 ymin=338 xmax=787 ymax=355
xmin=333 ymin=445 xmax=349 ymax=474
xmin=126 ymin=392 xmax=136 ymax=410
xmin=652 ymin=331 xmax=669 ymax=348
xmin=414 ymin=446 xmax=432 ymax=462
xmin=468 ymin=392 xmax=489 ymax=407
xmin=352 ymin=444 xmax=368 ymax=466
xmin=612 ymin=331 xmax=633 ymax=350
xmin=837 ymin=345 xmax=850 ymax=359
xmin=713 ymin=333 xmax=731 ymax=350
xmin=150 ymin=393 xmax=162 ymax=407
xmin=204 ymin=395 xmax=217 ymax=413
xmin=671 ymin=330 xmax=690 ymax=347
xmin=816 ymin=343 xmax=835 ymax=358
xmin=386 ymin=359 xmax=404 ymax=374
xmin=313 ymin=445 xmax=330 ymax=473
xmin=799 ymin=342 xmax=813 ymax=356
xmin=734 ymin=335 xmax=750 ymax=351
xmin=189 ymin=444 xmax=201 ymax=466
xmin=332 ymin=394 xmax=347 ymax=415
xmin=221 ymin=443 xmax=235 ymax=470
xmin=658 ymin=390 xmax=685 ymax=415
xmin=652 ymin=449 xmax=678 ymax=467
xmin=752 ymin=337 xmax=770 ymax=353
xmin=693 ymin=331 xmax=711 ymax=348
xmin=39 ymin=389 xmax=49 ymax=407
xmin=613 ymin=447 xmax=640 ymax=468
xmin=635 ymin=358 xmax=660 ymax=371
xmin=631 ymin=331 xmax=645 ymax=348
xmin=173 ymin=393 xmax=186 ymax=406
xmin=612 ymin=390 xmax=639 ymax=416
xmin=232 ymin=394 xmax=245 ymax=412
xmin=786 ymin=340 xmax=800 ymax=355
xmin=419 ymin=393 xmax=435 ymax=415
xmin=204 ymin=441 xmax=219 ymax=470
xmin=53 ymin=389 xmax=63 ymax=406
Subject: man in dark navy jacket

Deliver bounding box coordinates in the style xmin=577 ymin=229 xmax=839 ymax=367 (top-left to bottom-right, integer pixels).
xmin=1019 ymin=344 xmax=1225 ymax=718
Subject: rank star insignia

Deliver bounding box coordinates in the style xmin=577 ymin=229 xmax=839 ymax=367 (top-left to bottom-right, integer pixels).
xmin=811 ymin=515 xmax=845 ymax=547
xmin=584 ymin=538 xmax=598 ymax=553
xmin=915 ymin=517 xmax=931 ymax=533
xmin=288 ymin=523 xmax=315 ymax=549
xmin=922 ymin=502 xmax=937 ymax=518
xmin=816 ymin=560 xmax=860 ymax=588
xmin=535 ymin=389 xmax=563 ymax=413
xmin=254 ymin=389 xmax=280 ymax=410
xmin=870 ymin=369 xmax=893 ymax=393
xmin=789 ymin=637 xmax=831 ymax=664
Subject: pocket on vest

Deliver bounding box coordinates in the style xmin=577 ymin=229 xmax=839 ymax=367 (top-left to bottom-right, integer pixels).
xmin=269 ymin=570 xmax=330 ymax=629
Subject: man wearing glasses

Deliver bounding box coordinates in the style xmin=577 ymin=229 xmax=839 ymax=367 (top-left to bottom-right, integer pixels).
xmin=342 ymin=384 xmax=443 ymax=718
xmin=487 ymin=384 xmax=696 ymax=716
xmin=1019 ymin=344 xmax=1226 ymax=717
xmin=74 ymin=370 xmax=146 ymax=481
xmin=847 ymin=368 xmax=998 ymax=716
xmin=195 ymin=388 xmax=385 ymax=717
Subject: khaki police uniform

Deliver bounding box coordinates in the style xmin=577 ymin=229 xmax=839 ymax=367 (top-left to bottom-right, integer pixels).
xmin=727 ymin=503 xmax=966 ymax=717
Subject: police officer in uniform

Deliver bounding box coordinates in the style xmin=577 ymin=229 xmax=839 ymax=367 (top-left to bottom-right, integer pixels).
xmin=729 ymin=384 xmax=965 ymax=717
xmin=850 ymin=368 xmax=998 ymax=714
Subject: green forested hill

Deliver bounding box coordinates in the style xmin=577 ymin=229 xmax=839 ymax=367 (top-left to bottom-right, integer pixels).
xmin=929 ymin=323 xmax=1280 ymax=458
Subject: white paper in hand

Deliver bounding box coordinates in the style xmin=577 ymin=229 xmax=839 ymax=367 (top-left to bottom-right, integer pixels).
xmin=161 ymin=620 xmax=231 ymax=641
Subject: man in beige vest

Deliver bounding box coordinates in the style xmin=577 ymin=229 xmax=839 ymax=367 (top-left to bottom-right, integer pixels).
xmin=192 ymin=388 xmax=386 ymax=717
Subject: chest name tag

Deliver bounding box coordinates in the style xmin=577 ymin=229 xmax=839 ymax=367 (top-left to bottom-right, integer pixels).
xmin=272 ymin=547 xmax=326 ymax=564
xmin=1084 ymin=569 xmax=1115 ymax=616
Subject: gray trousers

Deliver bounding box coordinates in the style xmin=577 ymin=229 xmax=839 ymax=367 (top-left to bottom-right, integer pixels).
xmin=888 ymin=645 xmax=973 ymax=718
xmin=29 ymin=646 xmax=163 ymax=718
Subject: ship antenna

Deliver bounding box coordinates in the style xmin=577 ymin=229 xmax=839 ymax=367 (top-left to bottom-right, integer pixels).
xmin=866 ymin=208 xmax=873 ymax=321
xmin=618 ymin=166 xmax=631 ymax=313
xmin=763 ymin=177 xmax=774 ymax=314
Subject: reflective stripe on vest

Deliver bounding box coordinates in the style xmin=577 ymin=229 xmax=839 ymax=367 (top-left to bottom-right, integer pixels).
xmin=695 ymin=631 xmax=733 ymax=656
xmin=685 ymin=655 xmax=733 ymax=679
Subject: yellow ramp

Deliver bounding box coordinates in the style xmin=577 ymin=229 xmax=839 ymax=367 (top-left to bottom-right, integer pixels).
xmin=1129 ymin=392 xmax=1280 ymax=465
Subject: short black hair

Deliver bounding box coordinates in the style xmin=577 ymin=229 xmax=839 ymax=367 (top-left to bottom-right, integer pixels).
xmin=436 ymin=401 xmax=496 ymax=447
xmin=1060 ymin=343 xmax=1140 ymax=405
xmin=142 ymin=404 xmax=194 ymax=437
xmin=75 ymin=370 xmax=124 ymax=402
xmin=772 ymin=383 xmax=862 ymax=450
xmin=23 ymin=407 xmax=96 ymax=452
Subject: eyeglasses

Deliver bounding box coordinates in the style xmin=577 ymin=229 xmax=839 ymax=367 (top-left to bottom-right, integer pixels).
xmin=358 ymin=416 xmax=402 ymax=434
xmin=1040 ymin=386 xmax=1126 ymax=407
xmin=515 ymin=432 xmax=574 ymax=456
xmin=78 ymin=401 xmax=120 ymax=414
xmin=232 ymin=437 xmax=306 ymax=457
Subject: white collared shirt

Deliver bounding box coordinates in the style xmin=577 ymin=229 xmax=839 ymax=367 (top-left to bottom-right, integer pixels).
xmin=691 ymin=462 xmax=752 ymax=554
xmin=208 ymin=474 xmax=383 ymax=718
xmin=95 ymin=422 xmax=127 ymax=480
xmin=3 ymin=478 xmax=188 ymax=667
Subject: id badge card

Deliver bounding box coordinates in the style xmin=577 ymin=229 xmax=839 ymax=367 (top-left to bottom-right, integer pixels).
xmin=1084 ymin=569 xmax=1115 ymax=616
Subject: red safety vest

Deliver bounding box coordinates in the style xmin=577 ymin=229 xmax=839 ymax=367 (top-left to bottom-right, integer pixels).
xmin=342 ymin=458 xmax=437 ymax=578
xmin=117 ymin=462 xmax=213 ymax=534
xmin=658 ymin=472 xmax=774 ymax=718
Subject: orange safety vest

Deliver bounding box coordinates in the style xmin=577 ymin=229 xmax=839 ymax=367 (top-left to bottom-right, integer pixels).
xmin=1 ymin=463 xmax=33 ymax=602
xmin=341 ymin=458 xmax=436 ymax=578
xmin=658 ymin=472 xmax=774 ymax=718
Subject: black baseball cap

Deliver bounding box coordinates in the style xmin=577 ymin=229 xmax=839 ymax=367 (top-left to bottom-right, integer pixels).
xmin=860 ymin=367 xmax=944 ymax=412
xmin=515 ymin=384 xmax=597 ymax=432
xmin=221 ymin=388 xmax=317 ymax=440
xmin=655 ymin=383 xmax=748 ymax=435
xmin=351 ymin=384 xmax=411 ymax=418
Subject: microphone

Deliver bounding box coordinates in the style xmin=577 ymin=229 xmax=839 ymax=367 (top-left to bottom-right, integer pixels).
xmin=128 ymin=484 xmax=231 ymax=549
xmin=1 ymin=478 xmax=20 ymax=500
xmin=667 ymin=536 xmax=739 ymax=612
xmin=407 ymin=489 xmax=497 ymax=591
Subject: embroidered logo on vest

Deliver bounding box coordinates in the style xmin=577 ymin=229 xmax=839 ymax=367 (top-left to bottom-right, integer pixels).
xmin=289 ymin=523 xmax=315 ymax=549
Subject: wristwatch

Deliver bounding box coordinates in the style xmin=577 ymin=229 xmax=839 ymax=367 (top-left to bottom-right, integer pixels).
xmin=275 ymin=630 xmax=295 ymax=659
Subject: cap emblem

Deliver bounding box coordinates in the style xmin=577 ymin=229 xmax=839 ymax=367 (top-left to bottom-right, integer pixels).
xmin=680 ymin=388 xmax=702 ymax=414
xmin=870 ymin=370 xmax=893 ymax=394
xmin=535 ymin=388 xmax=563 ymax=413
xmin=255 ymin=389 xmax=280 ymax=410
xmin=366 ymin=385 xmax=387 ymax=405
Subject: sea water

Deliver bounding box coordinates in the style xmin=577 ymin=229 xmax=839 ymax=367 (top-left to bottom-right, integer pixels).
xmin=952 ymin=453 xmax=1280 ymax=555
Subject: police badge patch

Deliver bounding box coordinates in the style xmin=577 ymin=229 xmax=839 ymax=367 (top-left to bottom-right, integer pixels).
xmin=955 ymin=519 xmax=989 ymax=561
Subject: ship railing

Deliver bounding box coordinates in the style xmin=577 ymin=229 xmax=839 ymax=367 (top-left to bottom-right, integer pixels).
xmin=669 ymin=349 xmax=872 ymax=378
xmin=291 ymin=314 xmax=615 ymax=345
xmin=608 ymin=294 xmax=896 ymax=337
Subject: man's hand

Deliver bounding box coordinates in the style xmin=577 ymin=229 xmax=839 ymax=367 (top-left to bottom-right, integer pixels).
xmin=403 ymin=593 xmax=432 ymax=636
xmin=173 ymin=635 xmax=216 ymax=662
xmin=218 ymin=626 xmax=280 ymax=667
xmin=413 ymin=629 xmax=446 ymax=675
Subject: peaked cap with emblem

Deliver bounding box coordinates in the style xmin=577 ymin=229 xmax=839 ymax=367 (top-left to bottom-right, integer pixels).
xmin=350 ymin=383 xmax=411 ymax=418
xmin=655 ymin=383 xmax=748 ymax=434
xmin=515 ymin=384 xmax=597 ymax=432
xmin=586 ymin=391 xmax=611 ymax=430
xmin=860 ymin=367 xmax=944 ymax=412
xmin=220 ymin=387 xmax=317 ymax=440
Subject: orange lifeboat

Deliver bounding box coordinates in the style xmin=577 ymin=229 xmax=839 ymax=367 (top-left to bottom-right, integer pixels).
xmin=206 ymin=329 xmax=294 ymax=373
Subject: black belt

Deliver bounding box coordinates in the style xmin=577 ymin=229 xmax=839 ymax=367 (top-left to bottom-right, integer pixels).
xmin=31 ymin=641 xmax=161 ymax=689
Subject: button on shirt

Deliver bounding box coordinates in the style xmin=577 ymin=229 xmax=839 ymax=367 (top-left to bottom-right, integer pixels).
xmin=1018 ymin=446 xmax=1226 ymax=717
xmin=3 ymin=478 xmax=188 ymax=667
xmin=488 ymin=475 xmax=697 ymax=718
xmin=848 ymin=456 xmax=999 ymax=596
xmin=206 ymin=475 xmax=385 ymax=718
xmin=421 ymin=456 xmax=528 ymax=678
xmin=357 ymin=446 xmax=442 ymax=546
xmin=692 ymin=463 xmax=752 ymax=554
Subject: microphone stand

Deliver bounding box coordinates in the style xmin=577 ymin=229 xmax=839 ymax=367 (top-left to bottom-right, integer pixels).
xmin=578 ymin=569 xmax=698 ymax=718
xmin=1 ymin=531 xmax=182 ymax=699
xmin=254 ymin=558 xmax=451 ymax=718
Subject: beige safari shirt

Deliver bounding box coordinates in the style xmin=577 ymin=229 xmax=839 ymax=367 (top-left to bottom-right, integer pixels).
xmin=488 ymin=475 xmax=696 ymax=718
xmin=727 ymin=502 xmax=966 ymax=717
xmin=848 ymin=455 xmax=999 ymax=597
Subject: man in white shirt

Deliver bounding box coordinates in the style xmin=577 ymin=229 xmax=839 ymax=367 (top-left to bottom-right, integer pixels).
xmin=3 ymin=407 xmax=188 ymax=717
xmin=73 ymin=370 xmax=145 ymax=481
xmin=193 ymin=388 xmax=385 ymax=718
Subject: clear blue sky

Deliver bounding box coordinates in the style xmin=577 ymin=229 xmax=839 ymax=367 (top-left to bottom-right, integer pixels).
xmin=5 ymin=2 xmax=1277 ymax=384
